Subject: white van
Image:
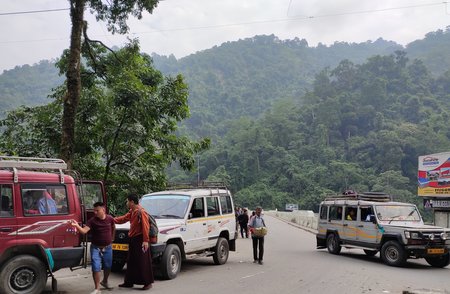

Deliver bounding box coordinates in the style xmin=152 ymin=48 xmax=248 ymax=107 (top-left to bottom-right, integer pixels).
xmin=112 ymin=184 xmax=237 ymax=279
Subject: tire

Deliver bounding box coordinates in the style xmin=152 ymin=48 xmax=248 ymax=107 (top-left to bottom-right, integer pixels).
xmin=111 ymin=260 xmax=125 ymax=272
xmin=363 ymin=250 xmax=378 ymax=257
xmin=0 ymin=255 xmax=47 ymax=294
xmin=160 ymin=244 xmax=181 ymax=280
xmin=213 ymin=237 xmax=229 ymax=265
xmin=380 ymin=241 xmax=406 ymax=267
xmin=425 ymin=253 xmax=450 ymax=268
xmin=326 ymin=233 xmax=341 ymax=255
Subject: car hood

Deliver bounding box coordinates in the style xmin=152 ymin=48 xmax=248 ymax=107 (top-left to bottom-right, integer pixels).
xmin=380 ymin=222 xmax=448 ymax=231
xmin=115 ymin=219 xmax=185 ymax=230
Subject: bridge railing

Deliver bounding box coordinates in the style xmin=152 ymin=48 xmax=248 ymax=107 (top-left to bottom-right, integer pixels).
xmin=265 ymin=210 xmax=318 ymax=232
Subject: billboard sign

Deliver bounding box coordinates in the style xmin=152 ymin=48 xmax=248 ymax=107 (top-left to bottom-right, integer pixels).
xmin=418 ymin=152 xmax=450 ymax=197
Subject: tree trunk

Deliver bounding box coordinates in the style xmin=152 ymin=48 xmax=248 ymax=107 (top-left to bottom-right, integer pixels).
xmin=61 ymin=0 xmax=85 ymax=169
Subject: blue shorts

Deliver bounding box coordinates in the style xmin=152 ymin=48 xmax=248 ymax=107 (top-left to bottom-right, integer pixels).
xmin=90 ymin=244 xmax=112 ymax=272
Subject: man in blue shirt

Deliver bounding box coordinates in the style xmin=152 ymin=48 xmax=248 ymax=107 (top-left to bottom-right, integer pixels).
xmin=249 ymin=206 xmax=266 ymax=265
xmin=38 ymin=191 xmax=57 ymax=214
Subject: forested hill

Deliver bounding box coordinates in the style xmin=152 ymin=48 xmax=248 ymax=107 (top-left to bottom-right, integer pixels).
xmin=2 ymin=28 xmax=449 ymax=128
xmin=151 ymin=35 xmax=402 ymax=137
xmin=195 ymin=52 xmax=450 ymax=211
xmin=2 ymin=28 xmax=450 ymax=213
xmin=153 ymin=29 xmax=450 ymax=138
xmin=0 ymin=60 xmax=64 ymax=115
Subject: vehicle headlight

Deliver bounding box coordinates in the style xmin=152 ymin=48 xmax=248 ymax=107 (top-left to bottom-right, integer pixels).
xmin=411 ymin=232 xmax=420 ymax=239
xmin=405 ymin=231 xmax=420 ymax=239
xmin=441 ymin=232 xmax=448 ymax=240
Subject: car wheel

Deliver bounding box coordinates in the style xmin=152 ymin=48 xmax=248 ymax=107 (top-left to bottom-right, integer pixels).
xmin=326 ymin=233 xmax=341 ymax=255
xmin=363 ymin=249 xmax=378 ymax=257
xmin=213 ymin=237 xmax=229 ymax=265
xmin=380 ymin=241 xmax=406 ymax=267
xmin=160 ymin=244 xmax=181 ymax=280
xmin=425 ymin=253 xmax=450 ymax=268
xmin=0 ymin=255 xmax=47 ymax=294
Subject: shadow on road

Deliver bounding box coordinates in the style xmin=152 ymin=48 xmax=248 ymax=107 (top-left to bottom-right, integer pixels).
xmin=315 ymin=249 xmax=438 ymax=270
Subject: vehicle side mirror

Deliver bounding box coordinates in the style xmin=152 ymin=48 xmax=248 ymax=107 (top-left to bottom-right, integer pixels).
xmin=188 ymin=212 xmax=193 ymax=219
xmin=370 ymin=215 xmax=376 ymax=223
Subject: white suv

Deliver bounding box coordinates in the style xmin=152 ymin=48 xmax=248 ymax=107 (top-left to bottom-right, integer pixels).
xmin=316 ymin=192 xmax=450 ymax=267
xmin=112 ymin=184 xmax=237 ymax=279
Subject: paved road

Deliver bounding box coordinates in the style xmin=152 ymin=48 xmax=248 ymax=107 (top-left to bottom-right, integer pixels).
xmin=44 ymin=215 xmax=450 ymax=294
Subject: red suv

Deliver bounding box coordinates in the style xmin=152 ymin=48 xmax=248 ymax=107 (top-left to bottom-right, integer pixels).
xmin=0 ymin=156 xmax=106 ymax=294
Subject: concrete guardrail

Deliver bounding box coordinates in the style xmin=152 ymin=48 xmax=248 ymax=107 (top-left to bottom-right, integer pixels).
xmin=266 ymin=210 xmax=318 ymax=231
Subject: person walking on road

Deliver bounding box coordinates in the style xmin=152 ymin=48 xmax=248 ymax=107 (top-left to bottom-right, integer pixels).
xmin=248 ymin=206 xmax=266 ymax=265
xmin=114 ymin=194 xmax=154 ymax=290
xmin=238 ymin=208 xmax=249 ymax=238
xmin=69 ymin=202 xmax=115 ymax=294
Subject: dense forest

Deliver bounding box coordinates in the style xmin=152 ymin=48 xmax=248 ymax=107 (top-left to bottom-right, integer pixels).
xmin=1 ymin=27 xmax=450 ymax=213
xmin=193 ymin=52 xmax=450 ymax=213
xmin=0 ymin=60 xmax=63 ymax=115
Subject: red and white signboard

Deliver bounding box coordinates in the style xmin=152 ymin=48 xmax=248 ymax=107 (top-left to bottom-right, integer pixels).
xmin=418 ymin=152 xmax=450 ymax=197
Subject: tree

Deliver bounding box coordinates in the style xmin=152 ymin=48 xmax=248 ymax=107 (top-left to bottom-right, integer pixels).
xmin=1 ymin=41 xmax=209 ymax=211
xmin=63 ymin=0 xmax=159 ymax=168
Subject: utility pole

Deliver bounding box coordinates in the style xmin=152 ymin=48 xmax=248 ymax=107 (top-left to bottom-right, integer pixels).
xmin=197 ymin=155 xmax=200 ymax=185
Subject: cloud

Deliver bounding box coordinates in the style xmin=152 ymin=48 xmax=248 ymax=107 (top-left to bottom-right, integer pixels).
xmin=0 ymin=0 xmax=449 ymax=71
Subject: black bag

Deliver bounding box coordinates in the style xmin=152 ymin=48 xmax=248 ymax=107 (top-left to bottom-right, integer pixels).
xmin=138 ymin=208 xmax=159 ymax=243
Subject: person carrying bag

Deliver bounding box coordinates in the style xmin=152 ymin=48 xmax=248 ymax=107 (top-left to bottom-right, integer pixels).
xmin=248 ymin=206 xmax=267 ymax=264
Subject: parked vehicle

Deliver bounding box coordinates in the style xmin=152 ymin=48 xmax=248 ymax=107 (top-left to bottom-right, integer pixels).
xmin=0 ymin=156 xmax=106 ymax=294
xmin=112 ymin=183 xmax=237 ymax=279
xmin=316 ymin=192 xmax=450 ymax=267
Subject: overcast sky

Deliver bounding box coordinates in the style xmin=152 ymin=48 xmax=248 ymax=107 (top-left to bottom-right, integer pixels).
xmin=0 ymin=0 xmax=449 ymax=72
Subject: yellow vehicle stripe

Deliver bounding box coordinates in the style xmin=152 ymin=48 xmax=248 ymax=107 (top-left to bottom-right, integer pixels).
xmin=319 ymin=223 xmax=377 ymax=239
xmin=187 ymin=214 xmax=234 ymax=224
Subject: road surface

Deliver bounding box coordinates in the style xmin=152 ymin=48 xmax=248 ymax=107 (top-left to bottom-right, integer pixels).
xmin=44 ymin=215 xmax=450 ymax=294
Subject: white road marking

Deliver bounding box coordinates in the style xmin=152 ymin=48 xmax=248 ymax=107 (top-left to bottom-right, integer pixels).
xmin=241 ymin=271 xmax=265 ymax=279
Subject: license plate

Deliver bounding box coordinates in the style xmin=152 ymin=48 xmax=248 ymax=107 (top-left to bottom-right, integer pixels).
xmin=112 ymin=243 xmax=129 ymax=251
xmin=427 ymin=248 xmax=444 ymax=254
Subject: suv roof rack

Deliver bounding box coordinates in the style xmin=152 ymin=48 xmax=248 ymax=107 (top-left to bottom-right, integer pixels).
xmin=324 ymin=192 xmax=392 ymax=202
xmin=0 ymin=156 xmax=67 ymax=170
xmin=167 ymin=181 xmax=228 ymax=190
xmin=0 ymin=156 xmax=67 ymax=183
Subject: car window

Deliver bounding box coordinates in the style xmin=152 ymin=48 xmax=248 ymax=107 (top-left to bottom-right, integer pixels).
xmin=190 ymin=197 xmax=205 ymax=218
xmin=141 ymin=195 xmax=190 ymax=219
xmin=80 ymin=183 xmax=104 ymax=209
xmin=206 ymin=197 xmax=220 ymax=216
xmin=21 ymin=183 xmax=68 ymax=216
xmin=345 ymin=206 xmax=357 ymax=221
xmin=0 ymin=185 xmax=14 ymax=217
xmin=319 ymin=205 xmax=328 ymax=220
xmin=329 ymin=206 xmax=343 ymax=220
xmin=360 ymin=206 xmax=374 ymax=222
xmin=219 ymin=196 xmax=233 ymax=214
xmin=375 ymin=205 xmax=421 ymax=222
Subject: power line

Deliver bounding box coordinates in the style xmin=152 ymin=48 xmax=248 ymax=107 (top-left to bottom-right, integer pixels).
xmin=0 ymin=8 xmax=69 ymax=16
xmin=0 ymin=1 xmax=447 ymax=44
xmin=129 ymin=1 xmax=449 ymax=35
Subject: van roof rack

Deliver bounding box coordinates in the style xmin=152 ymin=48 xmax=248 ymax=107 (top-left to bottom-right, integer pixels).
xmin=0 ymin=156 xmax=67 ymax=170
xmin=0 ymin=156 xmax=67 ymax=183
xmin=167 ymin=181 xmax=228 ymax=190
xmin=324 ymin=191 xmax=392 ymax=202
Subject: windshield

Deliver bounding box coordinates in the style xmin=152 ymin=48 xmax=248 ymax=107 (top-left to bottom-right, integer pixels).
xmin=140 ymin=194 xmax=190 ymax=219
xmin=375 ymin=205 xmax=421 ymax=222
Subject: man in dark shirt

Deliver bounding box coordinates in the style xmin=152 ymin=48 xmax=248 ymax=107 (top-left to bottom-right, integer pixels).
xmin=238 ymin=208 xmax=249 ymax=238
xmin=70 ymin=202 xmax=115 ymax=294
